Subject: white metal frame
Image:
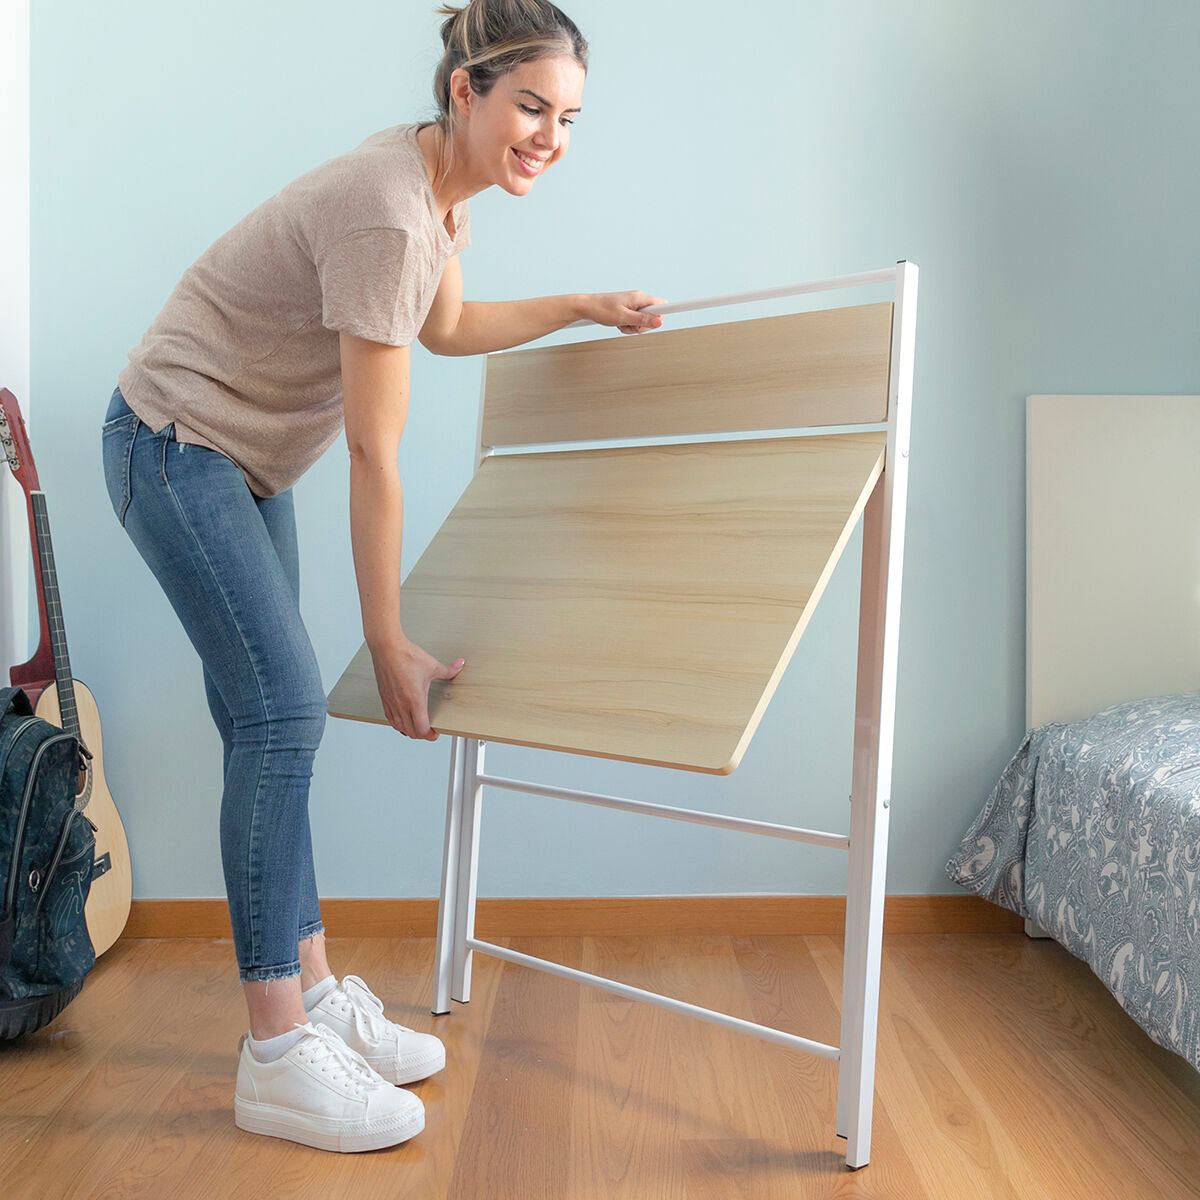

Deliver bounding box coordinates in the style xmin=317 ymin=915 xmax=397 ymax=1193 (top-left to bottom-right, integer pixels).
xmin=431 ymin=261 xmax=918 ymax=1172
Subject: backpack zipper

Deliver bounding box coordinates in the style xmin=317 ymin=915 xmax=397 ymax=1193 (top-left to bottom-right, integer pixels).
xmin=3 ymin=731 xmax=75 ymax=917
xmin=33 ymin=804 xmax=93 ymax=918
xmin=0 ymin=717 xmax=40 ymax=779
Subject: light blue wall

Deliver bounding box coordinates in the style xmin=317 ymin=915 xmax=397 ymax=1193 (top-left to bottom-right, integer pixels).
xmin=32 ymin=1 xmax=1198 ymax=902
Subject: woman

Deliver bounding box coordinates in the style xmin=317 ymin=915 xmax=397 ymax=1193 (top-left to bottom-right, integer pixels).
xmin=101 ymin=0 xmax=665 ymax=1154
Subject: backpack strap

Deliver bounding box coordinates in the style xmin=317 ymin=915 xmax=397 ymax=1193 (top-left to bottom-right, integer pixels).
xmin=0 ymin=688 xmax=34 ymax=720
xmin=0 ymin=687 xmax=36 ymax=968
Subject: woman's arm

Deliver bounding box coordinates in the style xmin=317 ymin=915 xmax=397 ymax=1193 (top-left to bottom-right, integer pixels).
xmin=441 ymin=295 xmax=588 ymax=356
xmin=340 ymin=330 xmax=466 ymax=738
xmin=418 ymin=253 xmax=583 ymax=355
xmin=418 ymin=253 xmax=664 ymax=356
xmin=341 ymin=331 xmax=410 ymax=648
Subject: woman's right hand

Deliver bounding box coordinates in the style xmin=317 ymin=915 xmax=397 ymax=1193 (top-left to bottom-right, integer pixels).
xmin=583 ymin=290 xmax=668 ymax=334
xmin=368 ymin=635 xmax=465 ymax=741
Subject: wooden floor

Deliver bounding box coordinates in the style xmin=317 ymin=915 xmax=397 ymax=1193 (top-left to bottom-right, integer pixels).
xmin=2 ymin=930 xmax=1200 ymax=1198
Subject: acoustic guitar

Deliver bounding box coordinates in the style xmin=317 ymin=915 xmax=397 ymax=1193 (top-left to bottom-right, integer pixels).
xmin=0 ymin=387 xmax=131 ymax=956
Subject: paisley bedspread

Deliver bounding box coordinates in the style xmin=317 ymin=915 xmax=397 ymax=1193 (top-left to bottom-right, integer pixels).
xmin=945 ymin=691 xmax=1200 ymax=1073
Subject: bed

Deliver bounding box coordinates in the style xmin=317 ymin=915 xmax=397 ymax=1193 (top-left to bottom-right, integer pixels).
xmin=946 ymin=393 xmax=1200 ymax=1073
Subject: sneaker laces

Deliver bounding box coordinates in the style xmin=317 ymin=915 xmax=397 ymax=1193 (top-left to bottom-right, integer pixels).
xmin=336 ymin=974 xmax=410 ymax=1043
xmin=292 ymin=1020 xmax=381 ymax=1095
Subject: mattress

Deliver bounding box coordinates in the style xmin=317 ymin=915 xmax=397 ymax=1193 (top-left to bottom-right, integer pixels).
xmin=946 ymin=691 xmax=1200 ymax=1072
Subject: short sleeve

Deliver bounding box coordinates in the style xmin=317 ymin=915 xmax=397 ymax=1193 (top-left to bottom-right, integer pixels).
xmin=317 ymin=227 xmax=422 ymax=346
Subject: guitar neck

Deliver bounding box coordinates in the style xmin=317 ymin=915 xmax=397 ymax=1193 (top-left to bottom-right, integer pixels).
xmin=30 ymin=490 xmax=80 ymax=740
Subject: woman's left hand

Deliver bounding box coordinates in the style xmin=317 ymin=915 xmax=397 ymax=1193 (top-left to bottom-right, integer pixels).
xmin=583 ymin=290 xmax=668 ymax=335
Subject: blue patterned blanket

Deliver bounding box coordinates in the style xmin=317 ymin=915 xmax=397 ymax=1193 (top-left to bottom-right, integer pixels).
xmin=946 ymin=691 xmax=1200 ymax=1073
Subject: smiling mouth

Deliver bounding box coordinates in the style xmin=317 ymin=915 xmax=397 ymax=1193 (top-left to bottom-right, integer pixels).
xmin=512 ymin=148 xmax=545 ymax=174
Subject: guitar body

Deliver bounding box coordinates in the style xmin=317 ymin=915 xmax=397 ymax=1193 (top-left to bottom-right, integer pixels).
xmin=33 ymin=679 xmax=131 ymax=957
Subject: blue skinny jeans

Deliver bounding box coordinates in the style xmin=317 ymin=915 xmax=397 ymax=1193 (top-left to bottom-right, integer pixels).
xmin=100 ymin=384 xmax=325 ymax=983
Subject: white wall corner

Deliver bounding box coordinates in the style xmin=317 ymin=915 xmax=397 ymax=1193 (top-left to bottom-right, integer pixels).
xmin=0 ymin=0 xmax=31 ymax=682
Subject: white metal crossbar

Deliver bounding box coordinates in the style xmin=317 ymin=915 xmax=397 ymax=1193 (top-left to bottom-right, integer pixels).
xmin=428 ymin=262 xmax=918 ymax=1173
xmin=475 ymin=770 xmax=850 ymax=850
xmin=465 ymin=935 xmax=841 ymax=1061
xmin=560 ymin=264 xmax=903 ymax=328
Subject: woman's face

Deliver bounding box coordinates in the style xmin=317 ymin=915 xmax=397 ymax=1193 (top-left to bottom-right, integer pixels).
xmin=458 ymin=55 xmax=585 ymax=195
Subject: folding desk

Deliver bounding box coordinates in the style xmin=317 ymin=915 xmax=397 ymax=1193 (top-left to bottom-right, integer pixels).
xmin=328 ymin=262 xmax=918 ymax=1170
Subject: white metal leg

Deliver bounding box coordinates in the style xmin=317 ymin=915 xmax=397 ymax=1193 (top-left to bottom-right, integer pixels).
xmin=837 ymin=473 xmax=891 ymax=1169
xmin=837 ymin=834 xmax=866 ymax=1142
xmin=836 ymin=808 xmax=868 ymax=1142
xmin=432 ymin=735 xmax=466 ymax=1014
xmin=835 ymin=261 xmax=915 ymax=1168
xmin=452 ymin=738 xmax=485 ymax=1003
xmin=837 ymin=472 xmax=881 ymax=1133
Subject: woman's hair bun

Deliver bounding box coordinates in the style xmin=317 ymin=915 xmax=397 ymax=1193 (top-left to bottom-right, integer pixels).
xmin=434 ymin=2 xmax=469 ymax=49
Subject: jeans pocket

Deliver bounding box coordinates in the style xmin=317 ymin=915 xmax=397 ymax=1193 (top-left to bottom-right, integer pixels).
xmin=101 ymin=412 xmax=140 ymax=527
xmin=159 ymin=421 xmax=176 ymax=484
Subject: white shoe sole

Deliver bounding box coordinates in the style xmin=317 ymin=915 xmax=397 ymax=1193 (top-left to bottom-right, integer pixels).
xmin=373 ymin=1045 xmax=447 ymax=1085
xmin=234 ymin=1094 xmax=425 ymax=1152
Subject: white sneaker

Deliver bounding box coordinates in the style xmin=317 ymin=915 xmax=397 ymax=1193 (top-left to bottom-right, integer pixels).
xmin=305 ymin=974 xmax=446 ymax=1086
xmin=234 ymin=1020 xmax=425 ymax=1152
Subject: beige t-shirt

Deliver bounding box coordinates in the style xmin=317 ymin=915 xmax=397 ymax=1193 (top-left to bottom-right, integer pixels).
xmin=117 ymin=122 xmax=470 ymax=498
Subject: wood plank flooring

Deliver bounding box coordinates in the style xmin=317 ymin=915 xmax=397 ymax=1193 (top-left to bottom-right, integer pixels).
xmin=2 ymin=931 xmax=1198 ymax=1199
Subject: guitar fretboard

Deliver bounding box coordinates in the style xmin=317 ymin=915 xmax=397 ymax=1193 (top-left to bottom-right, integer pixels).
xmin=31 ymin=491 xmax=79 ymax=740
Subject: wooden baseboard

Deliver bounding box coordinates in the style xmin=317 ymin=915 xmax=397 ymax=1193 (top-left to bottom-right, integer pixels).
xmin=119 ymin=894 xmax=1021 ymax=940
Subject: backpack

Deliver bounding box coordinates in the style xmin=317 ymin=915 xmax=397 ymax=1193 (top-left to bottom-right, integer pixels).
xmin=0 ymin=685 xmax=97 ymax=1038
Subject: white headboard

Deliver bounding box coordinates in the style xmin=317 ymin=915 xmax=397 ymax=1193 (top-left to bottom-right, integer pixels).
xmin=1026 ymin=394 xmax=1200 ymax=729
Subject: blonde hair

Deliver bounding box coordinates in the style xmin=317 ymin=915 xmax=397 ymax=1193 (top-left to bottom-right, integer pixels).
xmin=418 ymin=0 xmax=588 ymax=187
